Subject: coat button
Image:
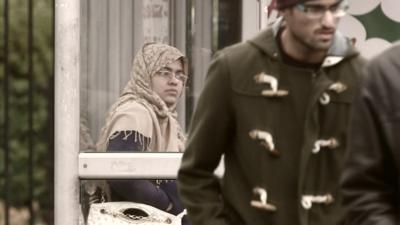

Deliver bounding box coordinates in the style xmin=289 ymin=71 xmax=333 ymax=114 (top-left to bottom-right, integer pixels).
xmin=261 ymin=89 xmax=289 ymax=97
xmin=312 ymin=138 xmax=339 ymax=154
xmin=249 ymin=130 xmax=280 ymax=156
xmin=250 ymin=187 xmax=277 ymax=211
xmin=328 ymin=82 xmax=347 ymax=93
xmin=301 ymin=194 xmax=334 ymax=210
xmin=319 ymin=92 xmax=330 ymax=105
xmin=254 ymin=72 xmax=289 ymax=98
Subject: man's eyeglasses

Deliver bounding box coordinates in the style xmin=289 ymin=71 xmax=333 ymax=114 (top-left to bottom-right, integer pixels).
xmin=294 ymin=0 xmax=349 ymax=19
xmin=156 ymin=69 xmax=187 ymax=83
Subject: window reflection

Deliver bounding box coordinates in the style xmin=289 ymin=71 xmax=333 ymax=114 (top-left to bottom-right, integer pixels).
xmin=80 ymin=0 xmax=242 ymax=147
xmin=79 ymin=1 xmax=242 ymax=224
xmin=80 ymin=0 xmax=180 ymax=152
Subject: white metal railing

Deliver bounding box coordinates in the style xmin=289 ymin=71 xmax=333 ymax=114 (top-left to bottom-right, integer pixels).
xmin=80 ymin=152 xmax=184 ymax=179
xmin=79 ymin=152 xmax=224 ymax=179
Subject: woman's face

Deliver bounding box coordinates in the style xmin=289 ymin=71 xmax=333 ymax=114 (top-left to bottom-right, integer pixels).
xmin=151 ymin=59 xmax=186 ymax=107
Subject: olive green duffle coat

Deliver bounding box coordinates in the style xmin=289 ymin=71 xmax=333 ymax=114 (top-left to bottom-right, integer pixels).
xmin=178 ymin=19 xmax=366 ymax=225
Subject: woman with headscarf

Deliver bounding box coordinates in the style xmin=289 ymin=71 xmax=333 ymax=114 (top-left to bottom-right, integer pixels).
xmin=96 ymin=43 xmax=189 ymax=224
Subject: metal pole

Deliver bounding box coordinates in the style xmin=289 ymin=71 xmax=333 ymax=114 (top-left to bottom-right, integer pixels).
xmin=28 ymin=0 xmax=35 ymax=224
xmin=185 ymin=0 xmax=194 ymax=129
xmin=54 ymin=0 xmax=80 ymax=224
xmin=3 ymin=0 xmax=10 ymax=224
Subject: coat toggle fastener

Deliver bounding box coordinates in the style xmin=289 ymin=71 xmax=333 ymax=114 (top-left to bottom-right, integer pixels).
xmin=249 ymin=130 xmax=279 ymax=156
xmin=328 ymin=82 xmax=347 ymax=93
xmin=301 ymin=194 xmax=334 ymax=210
xmin=254 ymin=73 xmax=289 ymax=97
xmin=250 ymin=187 xmax=277 ymax=211
xmin=319 ymin=82 xmax=347 ymax=105
xmin=312 ymin=138 xmax=339 ymax=153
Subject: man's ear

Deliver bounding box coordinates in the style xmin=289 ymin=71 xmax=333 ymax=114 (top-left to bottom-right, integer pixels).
xmin=279 ymin=8 xmax=294 ymax=23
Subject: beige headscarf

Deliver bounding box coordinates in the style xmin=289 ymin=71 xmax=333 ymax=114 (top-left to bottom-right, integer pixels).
xmin=97 ymin=43 xmax=187 ymax=152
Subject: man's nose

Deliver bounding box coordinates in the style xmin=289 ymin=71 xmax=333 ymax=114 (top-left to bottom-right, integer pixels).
xmin=321 ymin=10 xmax=336 ymax=27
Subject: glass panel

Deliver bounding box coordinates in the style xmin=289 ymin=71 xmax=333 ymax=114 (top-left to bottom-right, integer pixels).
xmin=215 ymin=0 xmax=242 ymax=50
xmin=79 ymin=0 xmax=183 ymax=152
xmin=78 ymin=0 xmax=400 ymax=223
xmin=78 ymin=1 xmax=242 ymax=224
xmin=79 ymin=0 xmax=243 ymax=153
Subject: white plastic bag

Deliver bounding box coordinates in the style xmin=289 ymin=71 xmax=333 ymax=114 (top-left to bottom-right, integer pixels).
xmin=87 ymin=202 xmax=185 ymax=225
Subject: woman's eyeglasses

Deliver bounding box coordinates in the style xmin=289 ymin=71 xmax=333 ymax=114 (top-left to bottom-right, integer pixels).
xmin=156 ymin=69 xmax=187 ymax=83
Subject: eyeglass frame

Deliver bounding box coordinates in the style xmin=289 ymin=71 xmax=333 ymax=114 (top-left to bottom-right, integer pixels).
xmin=294 ymin=0 xmax=349 ymax=19
xmin=155 ymin=68 xmax=188 ymax=83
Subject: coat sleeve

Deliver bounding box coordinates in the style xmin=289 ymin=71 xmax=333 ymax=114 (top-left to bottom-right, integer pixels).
xmin=178 ymin=52 xmax=234 ymax=225
xmin=341 ymin=60 xmax=399 ymax=225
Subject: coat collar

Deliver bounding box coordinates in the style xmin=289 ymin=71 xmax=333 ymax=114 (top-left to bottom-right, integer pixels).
xmin=248 ymin=18 xmax=360 ymax=68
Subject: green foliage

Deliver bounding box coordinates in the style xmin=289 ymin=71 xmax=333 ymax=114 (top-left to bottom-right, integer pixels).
xmin=0 ymin=0 xmax=54 ymax=224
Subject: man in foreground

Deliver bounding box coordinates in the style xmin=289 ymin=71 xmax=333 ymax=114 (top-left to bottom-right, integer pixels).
xmin=178 ymin=0 xmax=365 ymax=224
